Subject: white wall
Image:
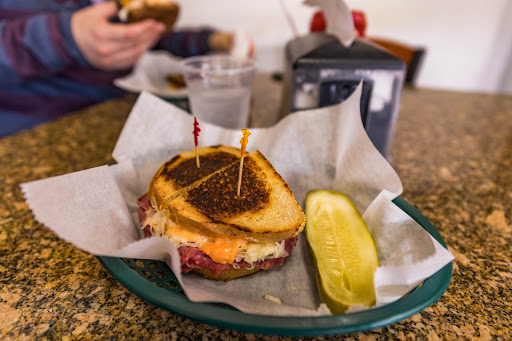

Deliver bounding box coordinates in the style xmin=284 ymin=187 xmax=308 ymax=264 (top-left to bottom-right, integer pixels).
xmin=345 ymin=0 xmax=512 ymax=94
xmin=174 ymin=0 xmax=512 ymax=94
xmin=174 ymin=0 xmax=314 ymax=74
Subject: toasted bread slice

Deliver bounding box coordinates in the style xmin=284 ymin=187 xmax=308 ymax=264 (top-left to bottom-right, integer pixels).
xmin=148 ymin=145 xmax=242 ymax=210
xmin=167 ymin=150 xmax=306 ymax=243
xmin=190 ymin=267 xmax=261 ymax=281
xmin=118 ymin=0 xmax=180 ymax=32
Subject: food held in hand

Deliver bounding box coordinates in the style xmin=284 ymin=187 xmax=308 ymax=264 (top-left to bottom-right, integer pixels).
xmin=305 ymin=190 xmax=379 ymax=314
xmin=137 ymin=145 xmax=306 ymax=281
xmin=117 ymin=0 xmax=180 ymax=32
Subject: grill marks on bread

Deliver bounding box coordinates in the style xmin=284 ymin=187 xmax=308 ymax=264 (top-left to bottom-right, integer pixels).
xmin=162 ymin=152 xmax=239 ymax=189
xmin=187 ymin=157 xmax=270 ymax=220
xmin=149 ymin=146 xmax=242 ymax=209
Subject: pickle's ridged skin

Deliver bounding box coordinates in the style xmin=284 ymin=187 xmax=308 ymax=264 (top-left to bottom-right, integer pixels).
xmin=306 ymin=190 xmax=379 ymax=314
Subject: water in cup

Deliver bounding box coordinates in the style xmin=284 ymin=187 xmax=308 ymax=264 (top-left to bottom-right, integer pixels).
xmin=187 ymin=87 xmax=251 ymax=129
xmin=180 ymin=56 xmax=255 ymax=129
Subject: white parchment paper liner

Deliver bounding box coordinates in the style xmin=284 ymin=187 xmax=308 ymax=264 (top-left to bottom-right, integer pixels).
xmin=22 ymin=84 xmax=453 ymax=316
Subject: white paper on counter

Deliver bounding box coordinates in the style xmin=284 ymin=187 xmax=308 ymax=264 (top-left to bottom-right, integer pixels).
xmin=22 ymin=84 xmax=453 ymax=316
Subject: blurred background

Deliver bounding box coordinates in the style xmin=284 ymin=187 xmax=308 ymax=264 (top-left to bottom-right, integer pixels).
xmin=174 ymin=0 xmax=512 ymax=94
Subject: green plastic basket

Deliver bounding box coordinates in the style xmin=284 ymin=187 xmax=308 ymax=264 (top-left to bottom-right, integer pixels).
xmin=97 ymin=196 xmax=452 ymax=336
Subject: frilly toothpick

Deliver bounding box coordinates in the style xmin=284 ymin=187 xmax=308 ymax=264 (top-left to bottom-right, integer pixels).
xmin=193 ymin=116 xmax=201 ymax=168
xmin=237 ymin=128 xmax=251 ymax=196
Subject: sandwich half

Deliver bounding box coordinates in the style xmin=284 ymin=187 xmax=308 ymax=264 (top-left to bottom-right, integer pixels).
xmin=117 ymin=0 xmax=180 ymax=32
xmin=137 ymin=146 xmax=306 ymax=281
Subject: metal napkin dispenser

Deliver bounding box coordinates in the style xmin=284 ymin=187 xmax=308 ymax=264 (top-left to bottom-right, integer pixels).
xmin=281 ymin=33 xmax=406 ymax=159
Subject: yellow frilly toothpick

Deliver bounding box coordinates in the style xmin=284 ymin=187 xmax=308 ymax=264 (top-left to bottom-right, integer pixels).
xmin=237 ymin=128 xmax=251 ymax=196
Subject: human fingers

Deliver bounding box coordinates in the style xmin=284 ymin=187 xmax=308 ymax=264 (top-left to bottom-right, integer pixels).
xmin=90 ymin=23 xmax=163 ymax=61
xmin=88 ymin=1 xmax=119 ymax=20
xmin=72 ymin=3 xmax=163 ymax=70
xmin=209 ymin=32 xmax=234 ymax=52
xmin=95 ymin=26 xmax=163 ymax=70
xmin=99 ymin=38 xmax=157 ymax=70
xmin=98 ymin=19 xmax=165 ymax=43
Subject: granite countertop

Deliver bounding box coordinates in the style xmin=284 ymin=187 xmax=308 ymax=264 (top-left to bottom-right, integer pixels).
xmin=1 ymin=74 xmax=511 ymax=340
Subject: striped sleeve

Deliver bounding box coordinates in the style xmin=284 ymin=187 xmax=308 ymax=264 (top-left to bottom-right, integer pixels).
xmin=155 ymin=28 xmax=214 ymax=58
xmin=0 ymin=11 xmax=89 ymax=87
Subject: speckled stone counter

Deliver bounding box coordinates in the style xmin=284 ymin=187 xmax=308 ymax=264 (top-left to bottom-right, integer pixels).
xmin=1 ymin=75 xmax=511 ymax=340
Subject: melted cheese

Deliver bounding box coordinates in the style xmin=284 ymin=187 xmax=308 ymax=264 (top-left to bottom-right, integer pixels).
xmin=142 ymin=207 xmax=284 ymax=265
xmin=200 ymin=238 xmax=247 ymax=264
xmin=167 ymin=224 xmax=209 ymax=245
xmin=166 ymin=225 xmax=246 ymax=264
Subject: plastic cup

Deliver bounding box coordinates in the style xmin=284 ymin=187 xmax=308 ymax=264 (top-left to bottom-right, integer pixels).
xmin=180 ymin=55 xmax=255 ymax=129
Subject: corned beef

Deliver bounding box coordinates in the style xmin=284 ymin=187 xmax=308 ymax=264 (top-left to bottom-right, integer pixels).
xmin=137 ymin=193 xmax=298 ymax=276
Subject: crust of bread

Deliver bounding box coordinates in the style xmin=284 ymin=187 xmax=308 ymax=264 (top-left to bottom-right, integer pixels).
xmin=190 ymin=266 xmax=261 ymax=281
xmin=167 ymin=150 xmax=306 ymax=243
xmin=127 ymin=3 xmax=180 ymax=31
xmin=148 ymin=145 xmax=242 ymax=210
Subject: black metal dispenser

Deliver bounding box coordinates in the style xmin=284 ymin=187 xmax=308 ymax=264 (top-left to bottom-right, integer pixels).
xmin=281 ymin=33 xmax=406 ymax=159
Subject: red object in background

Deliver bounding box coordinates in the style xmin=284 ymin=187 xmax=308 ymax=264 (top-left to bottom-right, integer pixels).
xmin=310 ymin=10 xmax=327 ymax=32
xmin=351 ymin=10 xmax=367 ymax=37
xmin=309 ymin=9 xmax=367 ymax=37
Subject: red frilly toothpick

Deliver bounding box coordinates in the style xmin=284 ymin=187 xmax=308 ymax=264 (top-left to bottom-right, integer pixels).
xmin=193 ymin=116 xmax=201 ymax=168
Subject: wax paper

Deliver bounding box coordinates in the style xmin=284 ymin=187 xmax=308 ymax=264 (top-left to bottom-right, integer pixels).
xmin=22 ymin=84 xmax=453 ymax=316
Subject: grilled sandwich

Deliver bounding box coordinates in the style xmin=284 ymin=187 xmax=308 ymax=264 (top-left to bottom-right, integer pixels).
xmin=137 ymin=146 xmax=306 ymax=281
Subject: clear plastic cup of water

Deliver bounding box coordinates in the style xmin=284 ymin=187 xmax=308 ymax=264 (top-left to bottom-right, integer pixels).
xmin=180 ymin=55 xmax=255 ymax=129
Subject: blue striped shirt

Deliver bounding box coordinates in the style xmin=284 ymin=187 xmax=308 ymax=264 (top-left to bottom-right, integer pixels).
xmin=0 ymin=0 xmax=213 ymax=137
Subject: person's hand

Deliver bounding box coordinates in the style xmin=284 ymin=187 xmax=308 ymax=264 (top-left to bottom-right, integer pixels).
xmin=209 ymin=32 xmax=255 ymax=58
xmin=208 ymin=32 xmax=234 ymax=52
xmin=71 ymin=2 xmax=165 ymax=70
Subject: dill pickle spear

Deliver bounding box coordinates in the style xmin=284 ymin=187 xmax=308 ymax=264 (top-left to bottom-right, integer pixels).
xmin=306 ymin=190 xmax=379 ymax=314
